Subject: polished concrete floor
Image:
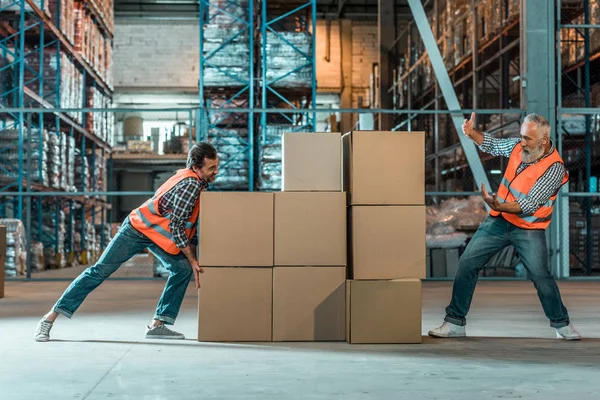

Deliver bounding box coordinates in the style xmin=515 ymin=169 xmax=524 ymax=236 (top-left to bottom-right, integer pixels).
xmin=1 ymin=278 xmax=599 ymax=399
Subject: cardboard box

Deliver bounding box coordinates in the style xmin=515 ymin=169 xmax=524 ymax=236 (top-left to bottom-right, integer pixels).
xmin=274 ymin=192 xmax=346 ymax=266
xmin=346 ymin=279 xmax=422 ymax=344
xmin=198 ymin=267 xmax=272 ymax=342
xmin=349 ymin=206 xmax=426 ymax=279
xmin=199 ymin=192 xmax=274 ymax=267
xmin=342 ymin=131 xmax=425 ymax=205
xmin=0 ymin=225 xmax=5 ymax=299
xmin=282 ymin=132 xmax=342 ymax=191
xmin=273 ymin=267 xmax=346 ymax=341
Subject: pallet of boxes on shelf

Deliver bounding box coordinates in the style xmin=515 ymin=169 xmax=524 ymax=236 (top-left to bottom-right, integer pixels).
xmin=202 ymin=0 xmax=250 ymax=87
xmin=73 ymin=0 xmax=113 ymax=87
xmin=49 ymin=0 xmax=76 ymax=45
xmin=24 ymin=48 xmax=84 ymax=125
xmin=86 ymin=86 xmax=113 ymax=145
xmin=30 ymin=198 xmax=67 ymax=269
xmin=0 ymin=219 xmax=27 ymax=277
xmin=265 ymin=31 xmax=312 ymax=88
xmin=205 ymin=96 xmax=250 ymax=190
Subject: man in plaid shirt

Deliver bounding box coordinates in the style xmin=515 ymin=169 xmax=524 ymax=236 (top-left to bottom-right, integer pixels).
xmin=34 ymin=142 xmax=219 ymax=341
xmin=429 ymin=113 xmax=581 ymax=340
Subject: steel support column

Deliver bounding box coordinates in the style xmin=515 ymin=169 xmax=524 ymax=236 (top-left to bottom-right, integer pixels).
xmin=407 ymin=0 xmax=491 ymax=195
xmin=523 ymin=0 xmax=561 ymax=277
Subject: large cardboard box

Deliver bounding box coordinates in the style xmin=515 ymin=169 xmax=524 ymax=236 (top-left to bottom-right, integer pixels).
xmin=282 ymin=132 xmax=342 ymax=192
xmin=346 ymin=279 xmax=422 ymax=344
xmin=274 ymin=192 xmax=346 ymax=266
xmin=199 ymin=192 xmax=274 ymax=266
xmin=0 ymin=225 xmax=5 ymax=299
xmin=198 ymin=267 xmax=272 ymax=342
xmin=342 ymin=130 xmax=425 ymax=205
xmin=349 ymin=206 xmax=426 ymax=279
xmin=273 ymin=267 xmax=346 ymax=341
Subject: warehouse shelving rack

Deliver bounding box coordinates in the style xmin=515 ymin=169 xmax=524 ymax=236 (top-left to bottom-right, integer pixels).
xmin=557 ymin=0 xmax=600 ymax=276
xmin=198 ymin=0 xmax=255 ymax=191
xmin=390 ymin=0 xmax=523 ymax=196
xmin=198 ymin=0 xmax=316 ymax=191
xmin=0 ymin=0 xmax=114 ymax=275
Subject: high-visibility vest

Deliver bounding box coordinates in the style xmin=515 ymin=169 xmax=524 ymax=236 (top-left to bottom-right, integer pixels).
xmin=129 ymin=168 xmax=201 ymax=254
xmin=490 ymin=145 xmax=568 ymax=230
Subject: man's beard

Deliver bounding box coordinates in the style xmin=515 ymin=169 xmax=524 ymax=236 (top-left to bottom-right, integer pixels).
xmin=522 ymin=144 xmax=545 ymax=163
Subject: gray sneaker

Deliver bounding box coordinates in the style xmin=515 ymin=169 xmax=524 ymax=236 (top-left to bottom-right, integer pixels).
xmin=34 ymin=319 xmax=53 ymax=342
xmin=145 ymin=324 xmax=185 ymax=340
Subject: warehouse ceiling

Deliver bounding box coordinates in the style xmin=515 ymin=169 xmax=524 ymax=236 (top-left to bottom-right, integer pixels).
xmin=113 ymin=0 xmax=416 ymax=21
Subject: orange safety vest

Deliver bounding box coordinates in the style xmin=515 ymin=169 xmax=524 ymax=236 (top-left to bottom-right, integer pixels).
xmin=129 ymin=168 xmax=201 ymax=254
xmin=490 ymin=145 xmax=568 ymax=230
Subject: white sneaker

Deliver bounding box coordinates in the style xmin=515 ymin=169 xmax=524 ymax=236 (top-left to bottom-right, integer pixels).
xmin=34 ymin=319 xmax=53 ymax=342
xmin=555 ymin=323 xmax=582 ymax=340
xmin=428 ymin=321 xmax=466 ymax=338
xmin=145 ymin=324 xmax=185 ymax=340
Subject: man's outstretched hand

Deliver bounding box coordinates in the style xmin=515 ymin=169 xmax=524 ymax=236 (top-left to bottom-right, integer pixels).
xmin=481 ymin=183 xmax=500 ymax=211
xmin=462 ymin=112 xmax=476 ymax=138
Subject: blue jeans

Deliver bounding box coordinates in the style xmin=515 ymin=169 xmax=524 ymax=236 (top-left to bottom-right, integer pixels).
xmin=53 ymin=217 xmax=193 ymax=325
xmin=445 ymin=216 xmax=570 ymax=329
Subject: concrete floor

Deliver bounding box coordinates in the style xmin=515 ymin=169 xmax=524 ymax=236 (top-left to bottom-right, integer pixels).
xmin=1 ymin=279 xmax=599 ymax=400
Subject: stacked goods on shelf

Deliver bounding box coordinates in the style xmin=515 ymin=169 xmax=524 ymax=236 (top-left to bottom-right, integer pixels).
xmin=66 ymin=135 xmax=76 ymax=191
xmin=86 ymin=86 xmax=113 ymax=144
xmin=202 ymin=0 xmax=250 ymax=87
xmin=0 ymin=128 xmax=49 ymax=186
xmin=24 ymin=50 xmax=84 ymax=125
xmin=264 ymin=32 xmax=312 ymax=88
xmin=74 ymin=147 xmax=91 ymax=191
xmin=0 ymin=219 xmax=27 ymax=276
xmin=30 ymin=200 xmax=66 ymax=269
xmin=343 ymin=131 xmax=425 ymax=344
xmin=49 ymin=0 xmax=75 ymax=45
xmin=592 ymin=1 xmax=600 ymax=54
xmin=453 ymin=2 xmax=472 ymax=66
xmin=205 ymin=97 xmax=250 ymax=190
xmin=73 ymin=1 xmax=112 ymax=86
xmin=47 ymin=132 xmax=61 ymax=189
xmin=87 ymin=149 xmax=107 ymax=199
xmin=207 ymin=129 xmax=249 ymax=190
xmin=74 ymin=219 xmax=97 ymax=257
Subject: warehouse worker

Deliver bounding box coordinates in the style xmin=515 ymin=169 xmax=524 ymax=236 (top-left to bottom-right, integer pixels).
xmin=428 ymin=113 xmax=581 ymax=340
xmin=34 ymin=142 xmax=219 ymax=342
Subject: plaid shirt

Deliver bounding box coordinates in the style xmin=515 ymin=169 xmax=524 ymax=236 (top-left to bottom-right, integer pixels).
xmin=479 ymin=133 xmax=566 ymax=215
xmin=158 ymin=175 xmax=208 ymax=249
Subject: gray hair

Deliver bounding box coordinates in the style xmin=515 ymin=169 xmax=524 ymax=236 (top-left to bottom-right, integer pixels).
xmin=523 ymin=113 xmax=551 ymax=137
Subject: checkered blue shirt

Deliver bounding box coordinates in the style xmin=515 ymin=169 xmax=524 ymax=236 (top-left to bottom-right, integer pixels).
xmin=479 ymin=133 xmax=566 ymax=215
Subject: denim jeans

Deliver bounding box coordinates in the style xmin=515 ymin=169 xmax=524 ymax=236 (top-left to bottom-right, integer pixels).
xmin=445 ymin=216 xmax=570 ymax=329
xmin=53 ymin=217 xmax=193 ymax=325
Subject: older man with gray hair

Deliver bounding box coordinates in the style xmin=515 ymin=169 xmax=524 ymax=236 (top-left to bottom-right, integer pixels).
xmin=429 ymin=112 xmax=581 ymax=340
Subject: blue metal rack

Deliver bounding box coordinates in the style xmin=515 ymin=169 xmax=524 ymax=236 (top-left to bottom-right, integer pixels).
xmin=199 ymin=0 xmax=255 ymax=191
xmin=198 ymin=0 xmax=316 ymax=191
xmin=0 ymin=0 xmax=113 ymax=275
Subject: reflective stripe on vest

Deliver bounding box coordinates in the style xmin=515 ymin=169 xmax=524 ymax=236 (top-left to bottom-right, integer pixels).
xmin=490 ymin=145 xmax=568 ymax=230
xmin=128 ymin=168 xmax=201 ymax=254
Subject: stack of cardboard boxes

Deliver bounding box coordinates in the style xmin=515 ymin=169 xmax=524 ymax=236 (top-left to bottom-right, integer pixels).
xmin=197 ymin=132 xmax=346 ymax=342
xmin=197 ymin=130 xmax=425 ymax=344
xmin=343 ymin=130 xmax=425 ymax=344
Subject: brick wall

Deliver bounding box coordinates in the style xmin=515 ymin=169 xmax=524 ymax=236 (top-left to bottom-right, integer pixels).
xmin=113 ymin=19 xmax=378 ymax=97
xmin=315 ymin=20 xmax=342 ymax=91
xmin=113 ymin=20 xmax=200 ymax=90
